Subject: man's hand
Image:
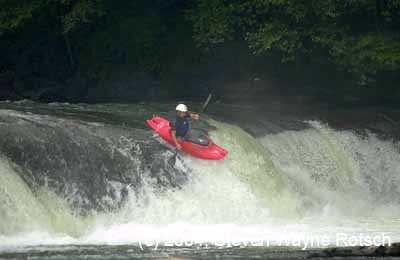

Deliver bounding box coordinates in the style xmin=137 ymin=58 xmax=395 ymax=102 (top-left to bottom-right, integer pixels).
xmin=190 ymin=113 xmax=200 ymax=120
xmin=171 ymin=130 xmax=181 ymax=150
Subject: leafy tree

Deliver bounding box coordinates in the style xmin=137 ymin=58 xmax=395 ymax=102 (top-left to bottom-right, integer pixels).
xmin=0 ymin=0 xmax=184 ymax=34
xmin=187 ymin=0 xmax=235 ymax=49
xmin=0 ymin=0 xmax=44 ymax=30
xmin=0 ymin=0 xmax=105 ymax=71
xmin=0 ymin=0 xmax=104 ymax=32
xmin=188 ymin=0 xmax=400 ymax=82
xmin=61 ymin=0 xmax=105 ymax=33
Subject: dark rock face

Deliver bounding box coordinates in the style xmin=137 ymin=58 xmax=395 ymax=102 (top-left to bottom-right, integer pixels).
xmin=0 ymin=110 xmax=188 ymax=214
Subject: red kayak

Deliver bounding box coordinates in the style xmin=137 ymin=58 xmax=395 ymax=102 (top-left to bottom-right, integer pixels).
xmin=146 ymin=115 xmax=228 ymax=160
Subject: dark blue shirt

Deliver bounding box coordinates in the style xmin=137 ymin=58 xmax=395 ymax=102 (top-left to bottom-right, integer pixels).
xmin=171 ymin=114 xmax=190 ymax=138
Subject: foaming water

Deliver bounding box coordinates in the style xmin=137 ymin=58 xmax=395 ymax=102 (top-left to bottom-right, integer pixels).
xmin=261 ymin=121 xmax=400 ymax=219
xmin=1 ymin=107 xmax=400 ymax=251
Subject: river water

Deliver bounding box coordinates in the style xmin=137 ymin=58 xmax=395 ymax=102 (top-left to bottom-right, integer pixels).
xmin=0 ymin=101 xmax=399 ymax=259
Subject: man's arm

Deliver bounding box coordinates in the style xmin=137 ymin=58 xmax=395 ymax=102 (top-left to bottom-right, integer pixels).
xmin=171 ymin=130 xmax=182 ymax=150
xmin=170 ymin=120 xmax=182 ymax=150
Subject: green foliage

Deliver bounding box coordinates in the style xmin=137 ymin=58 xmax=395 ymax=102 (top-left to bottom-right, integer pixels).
xmin=188 ymin=0 xmax=400 ymax=81
xmin=61 ymin=0 xmax=105 ymax=33
xmin=313 ymin=31 xmax=400 ymax=81
xmin=78 ymin=5 xmax=165 ymax=74
xmin=0 ymin=0 xmax=104 ymax=33
xmin=246 ymin=22 xmax=302 ymax=62
xmin=187 ymin=0 xmax=235 ymax=49
xmin=0 ymin=0 xmax=44 ymax=30
xmin=1 ymin=0 xmax=399 ymax=101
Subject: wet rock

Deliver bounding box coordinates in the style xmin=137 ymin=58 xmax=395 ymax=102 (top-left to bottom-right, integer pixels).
xmin=308 ymin=243 xmax=400 ymax=258
xmin=0 ymin=110 xmax=188 ymax=214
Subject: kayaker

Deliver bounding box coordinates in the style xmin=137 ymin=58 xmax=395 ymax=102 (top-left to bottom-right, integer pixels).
xmin=171 ymin=103 xmax=200 ymax=150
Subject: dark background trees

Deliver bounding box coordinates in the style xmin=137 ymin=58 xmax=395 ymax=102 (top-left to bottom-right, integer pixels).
xmin=0 ymin=0 xmax=399 ymax=104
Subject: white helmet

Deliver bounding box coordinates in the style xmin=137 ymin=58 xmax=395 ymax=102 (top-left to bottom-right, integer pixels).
xmin=176 ymin=103 xmax=188 ymax=112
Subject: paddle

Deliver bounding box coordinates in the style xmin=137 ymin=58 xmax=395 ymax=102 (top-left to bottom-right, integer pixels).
xmin=201 ymin=93 xmax=212 ymax=113
xmin=169 ymin=148 xmax=179 ymax=166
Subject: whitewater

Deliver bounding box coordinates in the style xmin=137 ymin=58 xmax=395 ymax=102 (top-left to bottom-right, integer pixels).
xmin=0 ymin=101 xmax=399 ymax=255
